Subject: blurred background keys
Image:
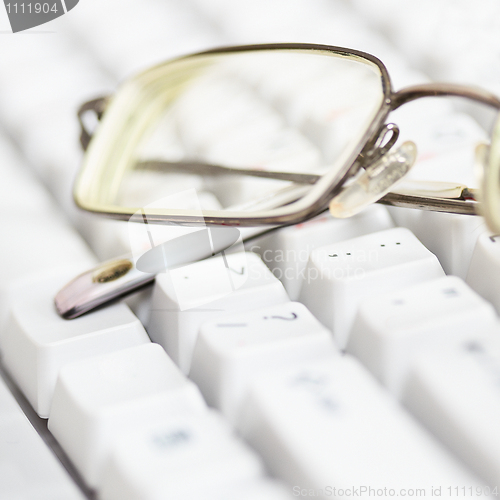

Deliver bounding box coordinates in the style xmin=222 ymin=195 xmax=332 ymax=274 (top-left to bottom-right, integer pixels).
xmin=239 ymin=357 xmax=484 ymax=493
xmin=99 ymin=412 xmax=267 ymax=500
xmin=466 ymin=232 xmax=500 ymax=314
xmin=404 ymin=336 xmax=500 ymax=488
xmin=347 ymin=275 xmax=500 ymax=397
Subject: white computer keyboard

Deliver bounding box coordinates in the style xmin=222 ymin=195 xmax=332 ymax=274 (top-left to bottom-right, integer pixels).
xmin=1 ymin=1 xmax=500 ymax=499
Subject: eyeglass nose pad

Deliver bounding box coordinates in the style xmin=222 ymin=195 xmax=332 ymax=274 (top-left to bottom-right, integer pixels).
xmin=329 ymin=141 xmax=417 ymax=218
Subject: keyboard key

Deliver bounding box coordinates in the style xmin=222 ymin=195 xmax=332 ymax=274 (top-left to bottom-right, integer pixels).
xmin=395 ymin=110 xmax=487 ymax=186
xmin=147 ymin=251 xmax=290 ymax=374
xmin=0 ymin=269 xmax=150 ymax=418
xmin=189 ymin=302 xmax=338 ymax=422
xmin=0 ymin=209 xmax=96 ymax=287
xmin=83 ymin=190 xmax=222 ymax=261
xmin=466 ymin=233 xmax=500 ymax=314
xmin=404 ymin=336 xmax=500 ymax=488
xmin=385 ymin=107 xmax=489 ymax=279
xmin=299 ymin=227 xmax=445 ymax=348
xmin=118 ymin=172 xmax=205 ymax=210
xmin=48 ymin=343 xmax=207 ymax=488
xmin=239 ymin=357 xmax=482 ymax=493
xmin=388 ymin=208 xmax=487 ymax=279
xmin=250 ymin=205 xmax=393 ymax=299
xmin=181 ymin=480 xmax=294 ymax=500
xmin=0 ymin=376 xmax=85 ymax=500
xmin=347 ymin=276 xmax=499 ymax=397
xmin=100 ymin=412 xmax=264 ymax=499
xmin=0 ymin=135 xmax=54 ymax=212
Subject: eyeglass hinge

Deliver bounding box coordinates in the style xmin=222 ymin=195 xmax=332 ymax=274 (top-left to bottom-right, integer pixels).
xmin=77 ymin=96 xmax=111 ymax=151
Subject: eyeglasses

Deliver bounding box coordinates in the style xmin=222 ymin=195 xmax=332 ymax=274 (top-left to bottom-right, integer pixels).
xmin=56 ymin=43 xmax=500 ymax=318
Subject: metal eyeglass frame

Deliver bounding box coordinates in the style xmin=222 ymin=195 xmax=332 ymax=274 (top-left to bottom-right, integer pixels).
xmin=74 ymin=43 xmax=500 ymax=227
xmin=56 ymin=43 xmax=500 ymax=319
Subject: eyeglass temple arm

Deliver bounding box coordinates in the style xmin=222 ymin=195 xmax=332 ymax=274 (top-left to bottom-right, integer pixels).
xmin=137 ymin=160 xmax=320 ymax=184
xmin=386 ymin=83 xmax=500 ymax=215
xmin=392 ymin=83 xmax=500 ymax=111
xmin=379 ymin=189 xmax=478 ymax=215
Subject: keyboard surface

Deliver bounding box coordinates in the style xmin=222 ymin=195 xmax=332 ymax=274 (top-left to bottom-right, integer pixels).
xmin=1 ymin=1 xmax=500 ymax=499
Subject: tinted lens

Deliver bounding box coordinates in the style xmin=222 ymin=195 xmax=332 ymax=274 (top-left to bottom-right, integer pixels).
xmin=75 ymin=47 xmax=386 ymax=224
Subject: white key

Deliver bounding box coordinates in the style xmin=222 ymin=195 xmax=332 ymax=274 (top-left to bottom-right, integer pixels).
xmin=19 ymin=112 xmax=84 ymax=203
xmin=347 ymin=276 xmax=499 ymax=397
xmin=147 ymin=251 xmax=289 ymax=374
xmin=388 ymin=208 xmax=487 ymax=279
xmin=239 ymin=357 xmax=482 ymax=494
xmin=105 ymin=478 xmax=294 ymax=500
xmin=0 ymin=135 xmax=54 ymax=212
xmin=100 ymin=412 xmax=264 ymax=500
xmin=124 ymin=190 xmax=223 ymax=262
xmin=118 ymin=172 xmax=205 ymax=209
xmin=394 ymin=110 xmax=487 ymax=187
xmin=125 ymin=287 xmax=154 ymax=327
xmin=80 ymin=190 xmax=221 ymax=261
xmin=0 ymin=208 xmax=96 ymax=287
xmin=404 ymin=336 xmax=500 ymax=488
xmin=385 ymin=107 xmax=488 ymax=280
xmin=48 ymin=343 xmax=206 ymax=488
xmin=74 ymin=217 xmax=129 ymax=262
xmin=0 ymin=46 xmax=108 ymax=135
xmin=250 ymin=205 xmax=393 ymax=299
xmin=189 ymin=302 xmax=338 ymax=422
xmin=0 ymin=268 xmax=150 ymax=418
xmin=466 ymin=233 xmax=500 ymax=314
xmin=176 ymin=480 xmax=294 ymax=500
xmin=71 ymin=0 xmax=220 ymax=79
xmin=0 ymin=376 xmax=85 ymax=500
xmin=299 ymin=227 xmax=445 ymax=348
xmin=0 ymin=263 xmax=98 ymax=335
